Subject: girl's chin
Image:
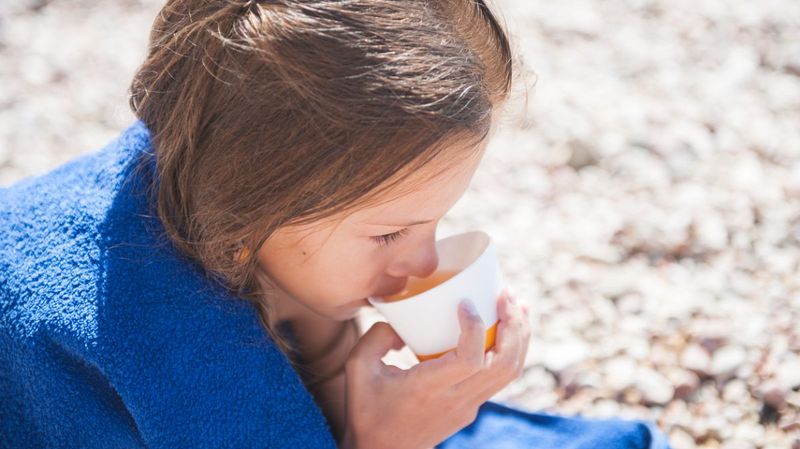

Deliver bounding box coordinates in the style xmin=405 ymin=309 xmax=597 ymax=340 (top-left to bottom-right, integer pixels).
xmin=338 ymin=298 xmax=370 ymax=319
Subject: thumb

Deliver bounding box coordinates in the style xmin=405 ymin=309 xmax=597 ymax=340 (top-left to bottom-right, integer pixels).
xmin=349 ymin=321 xmax=405 ymax=362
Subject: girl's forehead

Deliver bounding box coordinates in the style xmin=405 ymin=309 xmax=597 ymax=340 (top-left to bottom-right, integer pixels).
xmin=351 ymin=147 xmax=486 ymax=224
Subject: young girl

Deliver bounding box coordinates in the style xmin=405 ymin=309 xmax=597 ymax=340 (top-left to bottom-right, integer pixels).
xmin=0 ymin=0 xmax=670 ymax=447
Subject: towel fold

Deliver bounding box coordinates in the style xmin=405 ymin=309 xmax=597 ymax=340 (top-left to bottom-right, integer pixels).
xmin=1 ymin=121 xmax=670 ymax=448
xmin=439 ymin=401 xmax=672 ymax=448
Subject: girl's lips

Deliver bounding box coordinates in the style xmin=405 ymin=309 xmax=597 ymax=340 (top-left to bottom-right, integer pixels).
xmin=371 ymin=280 xmax=408 ymax=298
xmin=348 ymin=298 xmax=370 ymax=308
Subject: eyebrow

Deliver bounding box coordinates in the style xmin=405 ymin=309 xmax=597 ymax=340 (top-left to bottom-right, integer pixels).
xmin=363 ymin=219 xmax=433 ymax=227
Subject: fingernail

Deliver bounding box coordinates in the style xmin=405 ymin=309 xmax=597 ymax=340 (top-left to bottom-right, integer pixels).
xmin=461 ymin=300 xmax=479 ymax=317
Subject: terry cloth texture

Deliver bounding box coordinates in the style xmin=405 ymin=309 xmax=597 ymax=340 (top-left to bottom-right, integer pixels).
xmin=1 ymin=121 xmax=671 ymax=449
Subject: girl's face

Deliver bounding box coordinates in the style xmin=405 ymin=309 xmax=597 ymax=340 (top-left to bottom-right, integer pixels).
xmin=256 ymin=140 xmax=487 ymax=321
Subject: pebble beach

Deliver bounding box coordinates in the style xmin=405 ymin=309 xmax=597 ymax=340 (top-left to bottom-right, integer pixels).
xmin=1 ymin=1 xmax=798 ymax=447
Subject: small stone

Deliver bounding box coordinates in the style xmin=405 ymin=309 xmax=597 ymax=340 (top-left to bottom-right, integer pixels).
xmin=690 ymin=416 xmax=711 ymax=442
xmin=732 ymin=422 xmax=765 ymax=444
xmin=566 ymin=138 xmax=599 ymax=170
xmin=542 ymin=339 xmax=589 ymax=374
xmin=623 ymin=337 xmax=651 ymax=361
xmin=615 ymin=293 xmax=643 ymax=314
xmin=788 ymin=391 xmax=800 ymax=408
xmin=723 ymin=407 xmax=745 ymax=424
xmin=669 ymin=427 xmax=695 ymax=449
xmin=666 ymin=367 xmax=701 ymax=400
xmin=635 ymin=367 xmax=674 ymax=405
xmin=590 ymin=398 xmax=621 ymax=418
xmin=661 ymin=400 xmax=692 ymax=430
xmin=693 ymin=212 xmax=728 ymax=251
xmin=699 ymin=335 xmax=729 ymax=354
xmin=622 ymin=387 xmax=643 ymax=405
xmin=708 ymin=413 xmax=730 ymax=441
xmin=681 ymin=343 xmax=712 ymax=376
xmin=758 ymin=380 xmax=788 ymax=409
xmin=570 ymin=369 xmax=603 ymax=389
xmin=711 ymin=345 xmax=747 ymax=378
xmin=722 ymin=379 xmax=751 ymax=404
xmin=604 ymin=356 xmax=638 ymax=391
xmin=776 ymin=356 xmax=800 ymax=391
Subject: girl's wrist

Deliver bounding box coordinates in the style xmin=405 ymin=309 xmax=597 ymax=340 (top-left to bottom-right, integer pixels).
xmin=303 ymin=319 xmax=359 ymax=387
xmin=303 ymin=319 xmax=353 ymax=362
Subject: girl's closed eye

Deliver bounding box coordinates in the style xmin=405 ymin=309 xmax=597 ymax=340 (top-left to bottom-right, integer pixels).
xmin=370 ymin=228 xmax=410 ymax=247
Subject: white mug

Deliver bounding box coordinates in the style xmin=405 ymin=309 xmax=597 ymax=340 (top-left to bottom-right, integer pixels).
xmin=368 ymin=231 xmax=505 ymax=360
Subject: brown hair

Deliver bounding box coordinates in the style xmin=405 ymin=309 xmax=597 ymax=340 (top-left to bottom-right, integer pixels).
xmin=128 ymin=0 xmax=516 ymax=357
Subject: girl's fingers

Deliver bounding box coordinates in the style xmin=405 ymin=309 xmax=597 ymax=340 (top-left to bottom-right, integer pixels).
xmin=494 ymin=293 xmax=522 ymax=355
xmin=479 ymin=296 xmax=530 ymax=401
xmin=452 ymin=293 xmax=531 ymax=401
xmin=413 ymin=299 xmax=487 ymax=388
xmin=454 ymin=300 xmax=488 ymax=367
xmin=496 ymin=290 xmax=509 ymax=319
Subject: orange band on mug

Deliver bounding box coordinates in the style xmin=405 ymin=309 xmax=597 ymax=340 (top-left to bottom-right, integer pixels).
xmin=416 ymin=321 xmax=499 ymax=362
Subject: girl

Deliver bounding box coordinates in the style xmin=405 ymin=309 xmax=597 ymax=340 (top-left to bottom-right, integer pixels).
xmin=0 ymin=0 xmax=671 ymax=447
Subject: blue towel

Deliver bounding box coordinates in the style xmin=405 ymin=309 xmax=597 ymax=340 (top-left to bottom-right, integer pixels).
xmin=439 ymin=401 xmax=671 ymax=448
xmin=0 ymin=121 xmax=671 ymax=448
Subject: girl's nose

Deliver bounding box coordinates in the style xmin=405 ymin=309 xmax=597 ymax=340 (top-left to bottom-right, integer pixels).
xmin=411 ymin=248 xmax=439 ymax=279
xmin=387 ymin=238 xmax=439 ymax=279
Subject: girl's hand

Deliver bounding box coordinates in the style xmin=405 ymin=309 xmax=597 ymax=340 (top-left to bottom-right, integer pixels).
xmin=339 ymin=289 xmax=531 ymax=449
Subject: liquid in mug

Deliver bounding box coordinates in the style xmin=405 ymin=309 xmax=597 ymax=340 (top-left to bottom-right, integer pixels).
xmin=382 ymin=270 xmax=460 ymax=302
xmin=379 ymin=269 xmax=498 ymax=361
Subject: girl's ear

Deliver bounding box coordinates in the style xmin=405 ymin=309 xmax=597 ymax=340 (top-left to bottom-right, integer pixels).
xmin=234 ymin=246 xmax=251 ymax=263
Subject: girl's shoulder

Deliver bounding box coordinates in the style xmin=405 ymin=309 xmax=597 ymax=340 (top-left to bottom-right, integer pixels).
xmin=0 ymin=122 xmax=338 ymax=448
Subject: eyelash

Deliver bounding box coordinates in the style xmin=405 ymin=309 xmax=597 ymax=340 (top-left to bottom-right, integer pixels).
xmin=370 ymin=228 xmax=410 ymax=247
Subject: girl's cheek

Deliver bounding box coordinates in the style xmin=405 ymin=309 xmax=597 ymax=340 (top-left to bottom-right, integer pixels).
xmin=364 ymin=257 xmax=393 ymax=290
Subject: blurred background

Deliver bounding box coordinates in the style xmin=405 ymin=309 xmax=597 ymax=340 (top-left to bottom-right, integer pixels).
xmin=1 ymin=0 xmax=799 ymax=447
